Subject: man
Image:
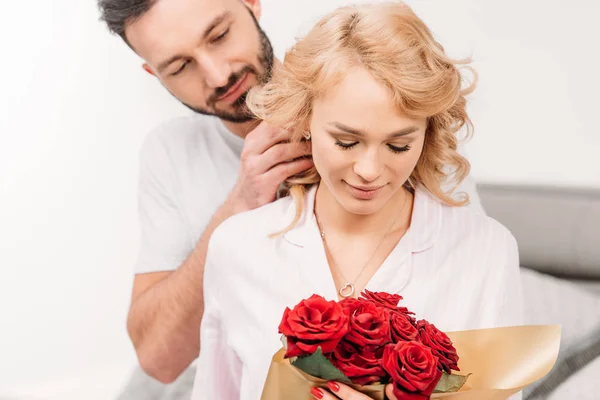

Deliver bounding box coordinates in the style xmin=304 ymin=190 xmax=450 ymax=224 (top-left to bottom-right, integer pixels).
xmin=98 ymin=0 xmax=484 ymax=396
xmin=98 ymin=0 xmax=313 ymax=386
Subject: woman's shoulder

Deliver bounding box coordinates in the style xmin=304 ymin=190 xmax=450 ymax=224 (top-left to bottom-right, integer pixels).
xmin=208 ymin=195 xmax=296 ymax=256
xmin=438 ymin=200 xmax=518 ymax=252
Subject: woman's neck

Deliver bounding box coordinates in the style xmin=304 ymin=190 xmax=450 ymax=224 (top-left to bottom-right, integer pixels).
xmin=314 ymin=183 xmax=413 ymax=237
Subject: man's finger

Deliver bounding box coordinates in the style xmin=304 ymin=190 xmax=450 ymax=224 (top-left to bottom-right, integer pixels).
xmin=264 ymin=157 xmax=314 ymax=184
xmin=262 ymin=141 xmax=312 ymax=170
xmin=244 ymin=122 xmax=291 ymax=155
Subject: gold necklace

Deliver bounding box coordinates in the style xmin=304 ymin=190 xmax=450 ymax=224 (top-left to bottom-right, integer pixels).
xmin=315 ymin=191 xmax=409 ymax=298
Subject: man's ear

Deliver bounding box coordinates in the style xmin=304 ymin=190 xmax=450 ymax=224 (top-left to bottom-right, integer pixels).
xmin=142 ymin=63 xmax=156 ymax=76
xmin=241 ymin=0 xmax=261 ymax=20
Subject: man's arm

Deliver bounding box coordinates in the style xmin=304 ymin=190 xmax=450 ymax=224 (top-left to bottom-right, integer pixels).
xmin=127 ymin=122 xmax=313 ymax=383
xmin=127 ymin=200 xmax=233 ymax=383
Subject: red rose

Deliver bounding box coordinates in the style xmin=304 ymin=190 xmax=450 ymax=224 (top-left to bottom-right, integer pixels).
xmin=278 ymin=294 xmax=349 ymax=358
xmin=361 ymin=289 xmax=401 ymax=309
xmin=361 ymin=289 xmax=414 ymax=316
xmin=382 ymin=341 xmax=442 ymax=400
xmin=389 ymin=311 xmax=419 ymax=343
xmin=340 ymin=298 xmax=391 ymax=348
xmin=417 ymin=320 xmax=459 ymax=373
xmin=328 ymin=340 xmax=387 ymax=385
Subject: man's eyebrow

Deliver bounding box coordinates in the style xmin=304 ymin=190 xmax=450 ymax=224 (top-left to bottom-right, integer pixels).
xmin=202 ymin=11 xmax=230 ymax=40
xmin=156 ymin=11 xmax=231 ymax=73
xmin=327 ymin=121 xmax=420 ymax=138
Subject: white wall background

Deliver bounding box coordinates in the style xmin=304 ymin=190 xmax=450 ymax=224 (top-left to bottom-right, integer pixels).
xmin=0 ymin=1 xmax=598 ymax=399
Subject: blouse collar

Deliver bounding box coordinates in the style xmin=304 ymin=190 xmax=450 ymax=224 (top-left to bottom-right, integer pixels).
xmin=282 ymin=184 xmax=442 ymax=253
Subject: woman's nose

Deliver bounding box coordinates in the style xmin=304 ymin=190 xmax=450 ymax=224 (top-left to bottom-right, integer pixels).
xmin=353 ymin=149 xmax=383 ymax=182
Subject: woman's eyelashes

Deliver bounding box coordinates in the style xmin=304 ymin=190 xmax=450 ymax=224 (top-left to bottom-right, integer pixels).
xmin=388 ymin=144 xmax=411 ymax=153
xmin=334 ymin=139 xmax=411 ymax=153
xmin=334 ymin=139 xmax=358 ymax=150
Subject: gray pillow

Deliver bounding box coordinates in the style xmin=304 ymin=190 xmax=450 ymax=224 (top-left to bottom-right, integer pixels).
xmin=520 ymin=268 xmax=600 ymax=399
xmin=478 ymin=184 xmax=600 ymax=279
xmin=548 ymin=356 xmax=600 ymax=400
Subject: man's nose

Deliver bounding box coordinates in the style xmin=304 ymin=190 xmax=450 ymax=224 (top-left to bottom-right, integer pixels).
xmin=197 ymin=54 xmax=231 ymax=88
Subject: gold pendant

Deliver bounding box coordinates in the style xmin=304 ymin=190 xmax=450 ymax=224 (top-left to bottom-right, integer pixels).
xmin=339 ymin=283 xmax=355 ymax=298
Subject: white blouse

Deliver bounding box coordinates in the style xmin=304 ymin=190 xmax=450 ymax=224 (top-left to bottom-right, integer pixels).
xmin=191 ymin=185 xmax=524 ymax=400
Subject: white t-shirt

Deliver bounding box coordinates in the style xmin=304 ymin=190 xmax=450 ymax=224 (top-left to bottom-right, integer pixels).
xmin=135 ymin=114 xmax=244 ymax=274
xmin=191 ymin=185 xmax=523 ymax=400
xmin=134 ymin=113 xmax=484 ymax=274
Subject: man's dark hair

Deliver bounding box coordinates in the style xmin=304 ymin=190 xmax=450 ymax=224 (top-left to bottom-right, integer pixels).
xmin=98 ymin=0 xmax=157 ymax=45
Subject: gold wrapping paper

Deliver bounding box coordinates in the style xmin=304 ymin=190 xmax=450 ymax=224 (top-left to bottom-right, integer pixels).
xmin=261 ymin=325 xmax=561 ymax=400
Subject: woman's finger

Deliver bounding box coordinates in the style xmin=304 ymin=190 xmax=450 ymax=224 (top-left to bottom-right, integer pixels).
xmin=324 ymin=381 xmax=375 ymax=399
xmin=309 ymin=382 xmax=397 ymax=400
xmin=385 ymin=384 xmax=398 ymax=400
xmin=310 ymin=386 xmax=336 ymax=400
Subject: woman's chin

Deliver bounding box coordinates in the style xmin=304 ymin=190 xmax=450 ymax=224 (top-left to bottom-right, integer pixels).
xmin=337 ymin=196 xmax=385 ymax=216
xmin=324 ymin=185 xmax=389 ymax=216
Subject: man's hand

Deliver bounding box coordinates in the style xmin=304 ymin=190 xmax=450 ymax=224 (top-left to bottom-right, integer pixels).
xmin=228 ymin=121 xmax=313 ymax=213
xmin=127 ymin=121 xmax=313 ymax=383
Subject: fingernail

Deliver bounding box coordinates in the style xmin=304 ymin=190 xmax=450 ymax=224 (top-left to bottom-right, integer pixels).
xmin=310 ymin=387 xmax=324 ymax=399
xmin=327 ymin=381 xmax=340 ymax=392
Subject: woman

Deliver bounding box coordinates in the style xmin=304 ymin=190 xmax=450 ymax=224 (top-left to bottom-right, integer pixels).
xmin=191 ymin=2 xmax=523 ymax=400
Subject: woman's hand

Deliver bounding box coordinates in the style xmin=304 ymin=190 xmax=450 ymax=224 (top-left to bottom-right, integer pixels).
xmin=310 ymin=381 xmax=398 ymax=400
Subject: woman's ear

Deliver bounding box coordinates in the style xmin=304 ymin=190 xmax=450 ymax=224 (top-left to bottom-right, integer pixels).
xmin=295 ymin=123 xmax=311 ymax=143
xmin=241 ymin=0 xmax=262 ymax=20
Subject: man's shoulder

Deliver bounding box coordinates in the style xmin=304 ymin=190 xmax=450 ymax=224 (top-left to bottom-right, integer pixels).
xmin=142 ymin=114 xmax=218 ymax=150
xmin=208 ymin=196 xmax=295 ymax=255
xmin=138 ymin=114 xmax=229 ymax=173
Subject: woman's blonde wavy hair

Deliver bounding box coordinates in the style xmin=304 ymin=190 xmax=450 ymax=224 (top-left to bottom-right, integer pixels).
xmin=246 ymin=1 xmax=476 ymax=235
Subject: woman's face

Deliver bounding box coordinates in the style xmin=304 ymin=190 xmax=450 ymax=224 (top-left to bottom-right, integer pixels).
xmin=309 ymin=67 xmax=427 ymax=215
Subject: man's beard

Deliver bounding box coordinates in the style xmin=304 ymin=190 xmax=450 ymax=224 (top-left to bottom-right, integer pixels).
xmin=179 ymin=11 xmax=274 ymax=123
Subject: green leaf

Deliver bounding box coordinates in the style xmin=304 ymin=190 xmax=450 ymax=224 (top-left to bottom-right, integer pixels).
xmin=433 ymin=371 xmax=471 ymax=393
xmin=291 ymin=347 xmax=353 ymax=384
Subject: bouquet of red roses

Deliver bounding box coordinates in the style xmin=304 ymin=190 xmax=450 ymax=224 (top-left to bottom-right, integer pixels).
xmin=261 ymin=291 xmax=561 ymax=400
xmin=275 ymin=291 xmax=469 ymax=399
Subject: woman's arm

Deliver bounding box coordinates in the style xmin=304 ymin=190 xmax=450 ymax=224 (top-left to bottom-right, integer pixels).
xmin=496 ymin=230 xmax=524 ymax=327
xmin=484 ymin=228 xmax=525 ymax=400
xmin=477 ymin=226 xmax=524 ymax=329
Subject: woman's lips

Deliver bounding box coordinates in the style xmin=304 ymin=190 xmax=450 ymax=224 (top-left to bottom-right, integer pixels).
xmin=344 ymin=182 xmax=385 ymax=200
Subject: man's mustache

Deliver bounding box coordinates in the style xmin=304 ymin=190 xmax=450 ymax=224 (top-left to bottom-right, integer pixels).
xmin=207 ymin=66 xmax=257 ymax=106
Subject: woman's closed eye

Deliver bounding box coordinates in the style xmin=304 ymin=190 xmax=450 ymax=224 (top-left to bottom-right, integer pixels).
xmin=334 ymin=139 xmax=411 ymax=154
xmin=334 ymin=139 xmax=358 ymax=149
xmin=387 ymin=143 xmax=411 ymax=153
